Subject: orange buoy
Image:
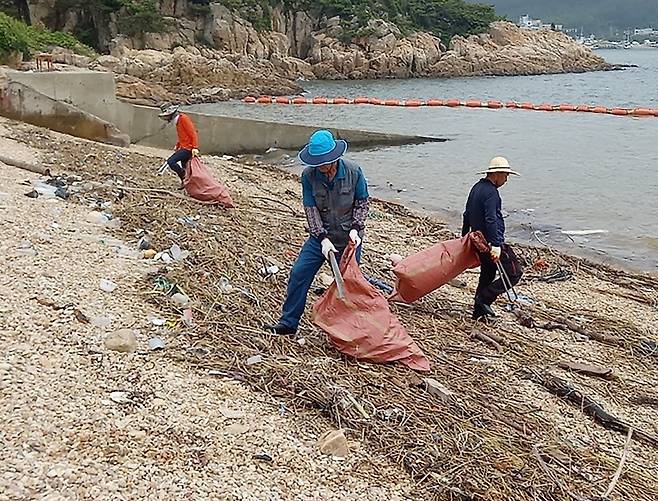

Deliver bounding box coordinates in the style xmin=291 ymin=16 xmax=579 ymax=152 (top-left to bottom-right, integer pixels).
xmin=610 ymin=108 xmax=629 ymax=116
xmin=576 ymin=105 xmax=590 ymax=112
xmin=275 ymin=96 xmax=291 ymax=104
xmin=487 ymin=100 xmax=503 ymax=109
xmin=384 ymin=99 xmax=401 ymax=106
xmin=243 ymin=96 xmax=257 ymax=103
xmin=312 ymin=97 xmax=328 ymax=105
xmin=505 ymin=101 xmax=519 ymax=109
xmin=536 ymin=104 xmax=553 ymax=112
xmin=292 ymin=97 xmax=308 ymax=105
xmin=591 ymin=106 xmax=608 ymax=114
xmin=632 ymin=108 xmax=653 ymax=116
xmin=369 ymin=98 xmax=383 ymax=105
xmin=405 ymin=99 xmax=423 ymax=107
xmin=426 ymin=99 xmax=444 ymax=106
xmin=558 ymin=104 xmax=576 ymax=112
xmin=333 ymin=97 xmax=350 ymax=105
xmin=446 ymin=99 xmax=461 ymax=107
xmin=520 ymin=102 xmax=534 ymax=110
xmin=465 ymin=100 xmax=483 ymax=108
xmin=256 ymin=96 xmax=272 ymax=104
xmin=353 ymin=96 xmax=370 ymax=105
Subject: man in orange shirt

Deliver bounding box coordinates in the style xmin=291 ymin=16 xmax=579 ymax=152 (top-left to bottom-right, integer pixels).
xmin=158 ymin=104 xmax=200 ymax=183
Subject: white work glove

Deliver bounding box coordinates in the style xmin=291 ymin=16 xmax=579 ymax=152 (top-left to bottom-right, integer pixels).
xmin=192 ymin=148 xmax=199 ymax=157
xmin=321 ymin=238 xmax=337 ymax=260
xmin=490 ymin=246 xmax=501 ymax=261
xmin=349 ymin=229 xmax=362 ymax=247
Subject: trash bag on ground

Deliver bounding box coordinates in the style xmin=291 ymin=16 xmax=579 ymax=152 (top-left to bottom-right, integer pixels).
xmin=183 ymin=157 xmax=235 ymax=208
xmin=312 ymin=242 xmax=430 ymax=372
xmin=390 ymin=231 xmax=488 ymax=304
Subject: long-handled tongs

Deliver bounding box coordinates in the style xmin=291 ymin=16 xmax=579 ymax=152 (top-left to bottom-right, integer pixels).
xmin=328 ymin=251 xmax=346 ymax=299
xmin=495 ymin=260 xmax=518 ymax=303
xmin=157 ymin=161 xmax=169 ymax=176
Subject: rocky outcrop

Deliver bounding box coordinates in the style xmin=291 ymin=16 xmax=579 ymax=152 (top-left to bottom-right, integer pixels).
xmin=88 ymin=45 xmax=305 ymax=105
xmin=430 ymin=22 xmax=610 ymax=77
xmin=305 ymin=19 xmax=444 ymax=79
xmin=40 ymin=8 xmax=609 ymax=104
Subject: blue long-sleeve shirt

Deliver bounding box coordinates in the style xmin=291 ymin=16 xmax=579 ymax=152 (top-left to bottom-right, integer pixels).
xmin=461 ymin=178 xmax=505 ymax=246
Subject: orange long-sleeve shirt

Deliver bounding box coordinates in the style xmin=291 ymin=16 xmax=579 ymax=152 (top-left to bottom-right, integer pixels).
xmin=175 ymin=113 xmax=199 ymax=151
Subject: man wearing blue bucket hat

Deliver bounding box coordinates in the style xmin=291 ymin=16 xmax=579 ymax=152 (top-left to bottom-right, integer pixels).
xmin=265 ymin=130 xmax=369 ymax=335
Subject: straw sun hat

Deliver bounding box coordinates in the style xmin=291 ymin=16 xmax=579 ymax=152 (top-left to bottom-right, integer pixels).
xmin=478 ymin=156 xmax=520 ymax=176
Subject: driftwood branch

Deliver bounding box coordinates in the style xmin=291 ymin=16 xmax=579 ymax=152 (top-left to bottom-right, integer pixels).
xmin=471 ymin=330 xmax=503 ymax=352
xmin=0 ymin=154 xmax=52 ymax=176
xmin=601 ymin=427 xmax=633 ymax=499
xmin=534 ymin=373 xmax=658 ymax=448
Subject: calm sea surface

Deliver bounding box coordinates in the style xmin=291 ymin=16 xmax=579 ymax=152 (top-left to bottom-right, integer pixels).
xmin=190 ymin=49 xmax=658 ymax=273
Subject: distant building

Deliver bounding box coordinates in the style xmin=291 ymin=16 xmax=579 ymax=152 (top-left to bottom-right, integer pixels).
xmin=519 ymin=14 xmax=563 ymax=32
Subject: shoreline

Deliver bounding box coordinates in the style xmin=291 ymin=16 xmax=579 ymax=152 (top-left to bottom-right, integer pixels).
xmin=236 ymin=151 xmax=658 ymax=278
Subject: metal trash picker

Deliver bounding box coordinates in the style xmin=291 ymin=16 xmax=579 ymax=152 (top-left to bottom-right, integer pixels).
xmin=156 ymin=160 xmax=169 ymax=176
xmin=495 ymin=259 xmax=518 ymax=303
xmin=328 ymin=251 xmax=346 ymax=299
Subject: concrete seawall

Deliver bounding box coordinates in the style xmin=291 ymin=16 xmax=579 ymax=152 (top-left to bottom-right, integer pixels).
xmin=0 ymin=81 xmax=129 ymax=147
xmin=4 ymin=71 xmax=445 ymax=155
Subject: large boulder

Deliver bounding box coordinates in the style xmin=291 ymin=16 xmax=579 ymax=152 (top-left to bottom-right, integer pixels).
xmin=430 ymin=21 xmax=609 ymax=77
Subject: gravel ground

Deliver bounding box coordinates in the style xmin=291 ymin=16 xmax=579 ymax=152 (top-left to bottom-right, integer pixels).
xmin=0 ymin=133 xmax=413 ymax=500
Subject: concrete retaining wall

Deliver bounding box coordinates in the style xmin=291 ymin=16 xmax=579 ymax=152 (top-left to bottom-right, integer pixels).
xmin=0 ymin=81 xmax=130 ymax=147
xmin=5 ymin=71 xmax=444 ymax=154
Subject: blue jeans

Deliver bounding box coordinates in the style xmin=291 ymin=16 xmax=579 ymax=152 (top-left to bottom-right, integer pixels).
xmin=167 ymin=149 xmax=192 ymax=181
xmin=279 ymin=237 xmax=362 ymax=330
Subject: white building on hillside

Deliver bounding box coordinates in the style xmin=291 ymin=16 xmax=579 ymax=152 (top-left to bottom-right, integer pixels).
xmin=519 ymin=14 xmax=563 ymax=32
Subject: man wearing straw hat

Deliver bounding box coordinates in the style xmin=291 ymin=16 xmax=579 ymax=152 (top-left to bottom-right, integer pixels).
xmin=158 ymin=103 xmax=200 ymax=184
xmin=265 ymin=130 xmax=369 ymax=335
xmin=462 ymin=156 xmax=523 ymax=320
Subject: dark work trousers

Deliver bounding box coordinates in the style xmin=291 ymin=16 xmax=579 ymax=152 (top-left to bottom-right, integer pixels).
xmin=476 ymin=244 xmax=523 ymax=305
xmin=167 ymin=149 xmax=192 ymax=182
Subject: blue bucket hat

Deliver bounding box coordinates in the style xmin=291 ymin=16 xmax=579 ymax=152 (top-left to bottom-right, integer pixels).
xmin=298 ymin=130 xmax=348 ymax=167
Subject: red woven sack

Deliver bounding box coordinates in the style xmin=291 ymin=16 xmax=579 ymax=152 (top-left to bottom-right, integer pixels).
xmin=312 ymin=242 xmax=430 ymax=372
xmin=390 ymin=232 xmax=488 ymax=304
xmin=183 ymin=157 xmax=235 ymax=208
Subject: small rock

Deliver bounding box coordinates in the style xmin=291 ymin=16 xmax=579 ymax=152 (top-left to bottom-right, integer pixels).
xmin=24 ymin=189 xmax=39 ymax=199
xmin=171 ymin=292 xmax=190 ymax=306
xmin=422 ymin=378 xmax=456 ymax=403
xmin=109 ymin=391 xmax=132 ymax=404
xmin=317 ymin=429 xmax=349 ymax=458
xmin=143 ymin=249 xmax=157 ymax=259
xmin=170 ymin=244 xmax=187 ymax=261
xmin=91 ymin=316 xmax=112 ymax=328
xmin=86 ymin=211 xmax=109 ymax=225
xmin=0 ymin=362 xmax=12 ymax=371
xmin=225 ymin=423 xmax=249 ymax=435
xmin=219 ymin=408 xmax=245 ymax=419
xmin=149 ymin=316 xmax=165 ymax=326
xmin=104 ymin=329 xmax=137 ymax=353
xmin=129 ymin=429 xmax=147 ymax=440
xmin=148 ymin=337 xmax=165 ymax=351
xmin=99 ymin=279 xmax=117 ymax=293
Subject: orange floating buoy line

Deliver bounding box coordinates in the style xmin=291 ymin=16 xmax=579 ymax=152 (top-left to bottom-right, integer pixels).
xmin=242 ymin=95 xmax=658 ymax=117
